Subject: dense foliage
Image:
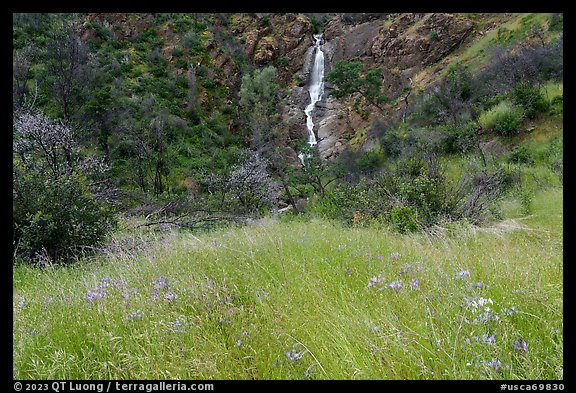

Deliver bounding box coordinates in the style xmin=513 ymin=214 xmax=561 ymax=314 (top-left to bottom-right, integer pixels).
xmin=13 ymin=111 xmax=116 ymax=263
xmin=12 ymin=12 xmax=563 ymax=264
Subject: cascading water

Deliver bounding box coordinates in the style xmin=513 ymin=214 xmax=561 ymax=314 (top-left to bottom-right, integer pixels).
xmin=298 ymin=34 xmax=325 ymax=165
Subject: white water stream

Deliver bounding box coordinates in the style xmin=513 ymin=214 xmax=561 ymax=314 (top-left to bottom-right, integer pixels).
xmin=298 ymin=34 xmax=325 ymax=165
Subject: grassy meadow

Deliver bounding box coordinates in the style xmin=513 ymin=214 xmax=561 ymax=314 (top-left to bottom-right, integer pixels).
xmin=13 ymin=187 xmax=562 ymax=380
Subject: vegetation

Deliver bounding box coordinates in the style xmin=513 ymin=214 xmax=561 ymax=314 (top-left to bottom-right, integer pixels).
xmin=326 ymin=60 xmax=389 ymax=114
xmin=13 ymin=12 xmax=562 ymax=381
xmin=13 ymin=187 xmax=562 ymax=379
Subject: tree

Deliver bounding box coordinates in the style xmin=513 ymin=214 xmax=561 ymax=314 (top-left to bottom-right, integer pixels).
xmin=238 ymin=66 xmax=280 ymax=151
xmin=202 ymin=150 xmax=280 ymax=214
xmin=13 ymin=111 xmax=116 ymax=264
xmin=326 ymin=60 xmax=389 ymax=113
xmin=13 ymin=45 xmax=37 ymax=111
xmin=287 ymin=146 xmax=342 ymax=200
xmin=45 ymin=14 xmax=87 ymax=124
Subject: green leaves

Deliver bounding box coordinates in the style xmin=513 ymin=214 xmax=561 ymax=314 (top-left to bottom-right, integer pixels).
xmin=326 ymin=60 xmax=388 ymax=112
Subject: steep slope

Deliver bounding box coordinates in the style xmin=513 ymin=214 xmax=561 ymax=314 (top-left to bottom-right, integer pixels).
xmin=13 ymin=12 xmax=561 ymax=195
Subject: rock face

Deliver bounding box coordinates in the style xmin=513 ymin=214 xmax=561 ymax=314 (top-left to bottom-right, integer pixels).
xmin=229 ymin=13 xmax=314 ymax=84
xmin=82 ymin=13 xmax=476 ymax=163
xmin=310 ymin=13 xmax=474 ymax=160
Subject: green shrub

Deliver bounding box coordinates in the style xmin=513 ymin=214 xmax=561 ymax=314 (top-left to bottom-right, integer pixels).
xmin=478 ymin=100 xmax=525 ymax=135
xmin=494 ymin=109 xmax=524 ymax=135
xmin=13 ymin=166 xmax=116 ymax=264
xmin=357 ymin=150 xmax=385 ymax=175
xmin=13 ymin=111 xmax=117 ymax=264
xmin=439 ymin=121 xmax=479 ymax=154
xmin=548 ymin=95 xmax=563 ymax=115
xmin=509 ymin=144 xmax=535 ymax=164
xmin=388 ymin=206 xmax=419 ymax=233
xmin=548 ymin=13 xmax=563 ymax=32
xmin=512 ymin=81 xmax=549 ymax=119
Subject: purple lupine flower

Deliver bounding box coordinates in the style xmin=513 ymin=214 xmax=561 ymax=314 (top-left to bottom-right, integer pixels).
xmin=513 ymin=340 xmax=528 ymax=352
xmin=256 ymin=290 xmax=268 ymax=302
xmin=456 ymin=270 xmax=471 ymax=279
xmin=464 ymin=338 xmax=471 ymax=344
xmin=385 ymin=280 xmax=403 ymax=291
xmin=481 ymin=333 xmax=495 ymax=344
xmin=123 ymin=309 xmax=144 ymax=322
xmin=164 ymin=291 xmax=177 ymax=301
xmin=99 ymin=277 xmax=111 ymax=289
xmin=86 ymin=290 xmax=105 ymax=302
xmin=483 ymin=358 xmax=502 ymax=371
xmin=153 ymin=277 xmax=169 ymax=290
xmin=286 ymin=348 xmax=302 ymax=362
xmin=410 ymin=279 xmax=420 ymax=290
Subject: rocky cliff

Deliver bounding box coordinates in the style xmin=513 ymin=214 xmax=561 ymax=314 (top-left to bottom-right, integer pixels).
xmin=79 ymin=13 xmax=486 ymax=162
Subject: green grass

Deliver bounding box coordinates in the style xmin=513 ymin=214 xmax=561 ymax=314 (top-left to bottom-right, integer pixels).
xmin=13 ymin=186 xmax=563 ymax=379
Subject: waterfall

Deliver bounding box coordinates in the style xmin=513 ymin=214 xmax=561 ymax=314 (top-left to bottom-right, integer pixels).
xmin=298 ymin=34 xmax=325 ymax=165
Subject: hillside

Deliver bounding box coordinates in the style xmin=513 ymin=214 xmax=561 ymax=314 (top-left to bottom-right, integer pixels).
xmin=13 ymin=13 xmax=563 ymax=190
xmin=13 ymin=13 xmax=563 ymax=380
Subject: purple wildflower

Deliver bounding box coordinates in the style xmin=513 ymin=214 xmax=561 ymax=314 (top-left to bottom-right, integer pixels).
xmin=472 ymin=282 xmax=484 ymax=288
xmin=369 ymin=326 xmax=380 ymax=334
xmin=164 ymin=291 xmax=177 ymax=301
xmin=464 ymin=338 xmax=471 ymax=344
xmin=385 ymin=280 xmax=403 ymax=291
xmin=256 ymin=290 xmax=268 ymax=302
xmin=344 ymin=268 xmax=352 ymax=275
xmin=113 ymin=279 xmax=127 ymax=288
xmin=367 ymin=273 xmax=385 ymax=288
xmin=153 ymin=277 xmax=169 ymax=290
xmin=165 ymin=316 xmax=188 ymax=333
xmin=481 ymin=333 xmax=495 ymax=344
xmin=410 ymin=279 xmax=420 ymax=290
xmin=456 ymin=270 xmax=471 ymax=279
xmin=123 ymin=309 xmax=144 ymax=322
xmin=286 ymin=348 xmax=303 ymax=362
xmin=99 ymin=277 xmax=111 ymax=289
xmin=86 ymin=290 xmax=105 ymax=302
xmin=483 ymin=358 xmax=502 ymax=371
xmin=513 ymin=340 xmax=528 ymax=352
xmin=236 ymin=339 xmax=242 ymax=347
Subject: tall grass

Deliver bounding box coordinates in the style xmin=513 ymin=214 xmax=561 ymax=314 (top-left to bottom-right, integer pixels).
xmin=13 ymin=187 xmax=563 ymax=380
